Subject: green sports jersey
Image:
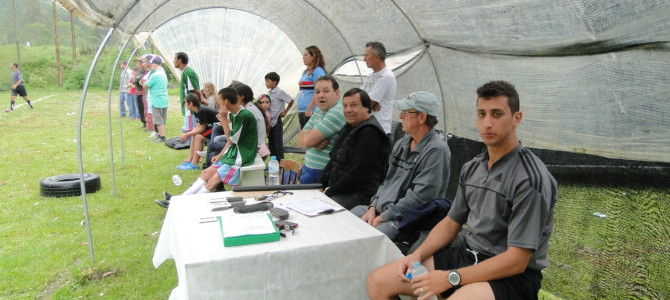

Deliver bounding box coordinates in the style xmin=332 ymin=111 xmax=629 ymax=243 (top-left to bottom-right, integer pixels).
xmin=220 ymin=108 xmax=258 ymax=167
xmin=179 ymin=66 xmax=200 ymax=116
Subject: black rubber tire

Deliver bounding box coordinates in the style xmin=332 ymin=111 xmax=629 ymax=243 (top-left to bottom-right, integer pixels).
xmin=40 ymin=173 xmax=101 ymax=197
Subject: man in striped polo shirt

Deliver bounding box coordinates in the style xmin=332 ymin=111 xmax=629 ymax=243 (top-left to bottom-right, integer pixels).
xmin=297 ymin=75 xmax=346 ymax=184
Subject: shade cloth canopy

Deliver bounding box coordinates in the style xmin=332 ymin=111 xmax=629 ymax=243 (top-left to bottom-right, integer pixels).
xmin=58 ymin=0 xmax=670 ymax=162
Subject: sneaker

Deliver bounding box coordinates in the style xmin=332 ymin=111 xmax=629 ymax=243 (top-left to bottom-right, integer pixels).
xmin=154 ymin=199 xmax=169 ymax=208
xmin=163 ymin=191 xmax=172 ymax=201
xmin=178 ymin=163 xmax=200 ymax=170
xmin=197 ymin=150 xmax=207 ymax=158
xmin=148 ymin=132 xmax=158 ymax=138
xmin=176 ymin=161 xmax=190 ymax=168
xmin=143 ymin=129 xmax=152 ymax=132
xmin=152 ymin=137 xmax=166 ymax=143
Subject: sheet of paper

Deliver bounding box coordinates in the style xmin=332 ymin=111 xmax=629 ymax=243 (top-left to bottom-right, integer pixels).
xmin=284 ymin=198 xmax=344 ymax=217
xmin=221 ymin=213 xmax=276 ymax=238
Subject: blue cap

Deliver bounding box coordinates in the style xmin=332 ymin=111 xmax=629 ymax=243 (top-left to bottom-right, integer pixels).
xmin=150 ymin=56 xmax=163 ymax=65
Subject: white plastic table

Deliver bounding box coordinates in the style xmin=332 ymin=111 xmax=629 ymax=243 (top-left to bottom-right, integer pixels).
xmin=152 ymin=189 xmax=403 ymax=299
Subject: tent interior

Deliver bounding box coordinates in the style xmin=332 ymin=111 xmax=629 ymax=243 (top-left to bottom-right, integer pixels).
xmin=59 ymin=0 xmax=670 ymax=164
xmin=55 ymin=0 xmax=670 ymax=298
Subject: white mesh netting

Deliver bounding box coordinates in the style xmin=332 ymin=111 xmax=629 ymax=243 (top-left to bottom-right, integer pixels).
xmin=57 ymin=0 xmax=670 ymax=163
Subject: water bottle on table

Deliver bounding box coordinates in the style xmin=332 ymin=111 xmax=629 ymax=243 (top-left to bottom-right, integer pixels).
xmin=406 ymin=261 xmax=438 ymax=300
xmin=268 ymin=156 xmax=280 ymax=185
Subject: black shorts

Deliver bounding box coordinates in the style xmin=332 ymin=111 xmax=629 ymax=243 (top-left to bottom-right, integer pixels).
xmin=202 ymin=127 xmax=213 ymax=139
xmin=433 ymin=243 xmax=543 ymax=300
xmin=11 ymin=85 xmax=28 ymax=97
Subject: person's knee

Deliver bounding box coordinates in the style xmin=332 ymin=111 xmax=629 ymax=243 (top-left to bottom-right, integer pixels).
xmin=200 ymin=167 xmax=214 ymax=178
xmin=366 ymin=267 xmax=384 ymax=297
xmin=366 ymin=264 xmax=400 ymax=299
xmin=206 ymin=175 xmax=221 ymax=190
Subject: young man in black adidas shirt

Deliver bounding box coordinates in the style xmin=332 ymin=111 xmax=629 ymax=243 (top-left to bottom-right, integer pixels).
xmin=367 ymin=80 xmax=558 ymax=300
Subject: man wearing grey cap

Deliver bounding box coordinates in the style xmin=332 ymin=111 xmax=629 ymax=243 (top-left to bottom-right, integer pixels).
xmin=352 ymin=91 xmax=451 ymax=240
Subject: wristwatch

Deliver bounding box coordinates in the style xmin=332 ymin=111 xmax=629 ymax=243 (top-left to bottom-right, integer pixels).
xmin=448 ymin=269 xmax=461 ymax=288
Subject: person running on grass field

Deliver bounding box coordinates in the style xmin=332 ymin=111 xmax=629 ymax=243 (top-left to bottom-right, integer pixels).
xmin=6 ymin=63 xmax=33 ymax=112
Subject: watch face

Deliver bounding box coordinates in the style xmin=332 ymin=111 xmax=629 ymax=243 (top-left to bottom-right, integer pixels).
xmin=449 ymin=271 xmax=461 ymax=285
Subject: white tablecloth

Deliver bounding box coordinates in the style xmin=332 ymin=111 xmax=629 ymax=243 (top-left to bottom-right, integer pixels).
xmin=152 ymin=189 xmax=404 ymax=299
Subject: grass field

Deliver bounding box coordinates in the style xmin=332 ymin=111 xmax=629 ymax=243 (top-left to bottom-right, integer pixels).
xmin=0 ymin=88 xmax=192 ymax=298
xmin=0 ymin=88 xmax=668 ymax=299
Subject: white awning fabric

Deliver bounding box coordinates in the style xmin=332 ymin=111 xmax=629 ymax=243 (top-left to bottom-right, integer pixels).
xmin=57 ymin=0 xmax=670 ymax=162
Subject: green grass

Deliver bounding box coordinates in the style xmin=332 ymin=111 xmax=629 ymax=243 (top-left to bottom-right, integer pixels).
xmin=542 ymin=179 xmax=670 ymax=299
xmin=0 ymin=88 xmax=191 ymax=299
xmin=0 ymin=88 xmax=668 ymax=299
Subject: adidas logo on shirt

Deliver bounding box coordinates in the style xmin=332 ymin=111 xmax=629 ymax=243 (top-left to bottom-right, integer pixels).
xmin=494 ymin=173 xmax=503 ymax=182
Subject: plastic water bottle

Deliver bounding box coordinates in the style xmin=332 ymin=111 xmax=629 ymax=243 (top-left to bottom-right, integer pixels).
xmin=406 ymin=261 xmax=438 ymax=300
xmin=172 ymin=174 xmax=183 ymax=186
xmin=268 ymin=156 xmax=280 ymax=185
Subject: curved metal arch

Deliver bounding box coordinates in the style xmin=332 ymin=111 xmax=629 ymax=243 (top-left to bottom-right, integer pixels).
xmin=103 ymin=36 xmax=133 ymax=198
xmin=388 ymin=0 xmax=447 ymax=127
xmin=298 ymin=0 xmax=364 ymax=83
xmin=75 ymin=0 xmax=144 ymax=264
xmin=76 ymin=28 xmax=113 ymax=264
xmin=331 ymin=43 xmax=426 ymax=78
xmin=144 ymin=2 xmax=362 ymax=83
xmin=118 ymin=47 xmax=139 ymax=164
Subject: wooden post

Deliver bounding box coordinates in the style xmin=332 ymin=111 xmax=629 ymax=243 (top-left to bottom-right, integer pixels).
xmin=70 ymin=11 xmax=77 ymax=66
xmin=12 ymin=0 xmax=20 ymax=65
xmin=52 ymin=1 xmax=63 ymax=87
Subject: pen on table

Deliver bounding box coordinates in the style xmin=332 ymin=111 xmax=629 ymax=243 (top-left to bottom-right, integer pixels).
xmin=318 ymin=209 xmax=334 ymax=215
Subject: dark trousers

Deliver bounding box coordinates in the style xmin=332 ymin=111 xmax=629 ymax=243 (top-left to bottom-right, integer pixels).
xmin=329 ymin=192 xmax=371 ymax=210
xmin=204 ymin=124 xmax=226 ymax=169
xmin=298 ymin=112 xmax=310 ymax=129
xmin=268 ymin=118 xmax=284 ymax=161
xmin=136 ymin=94 xmax=146 ymax=124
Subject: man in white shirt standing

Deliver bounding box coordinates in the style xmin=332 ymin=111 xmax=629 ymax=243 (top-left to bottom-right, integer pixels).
xmin=361 ymin=41 xmax=397 ymax=136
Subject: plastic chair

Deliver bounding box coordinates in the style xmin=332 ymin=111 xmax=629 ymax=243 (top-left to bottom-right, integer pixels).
xmin=279 ymin=159 xmax=302 ymax=184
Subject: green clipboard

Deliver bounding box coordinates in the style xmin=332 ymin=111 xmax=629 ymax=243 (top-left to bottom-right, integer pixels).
xmin=218 ymin=214 xmax=280 ymax=247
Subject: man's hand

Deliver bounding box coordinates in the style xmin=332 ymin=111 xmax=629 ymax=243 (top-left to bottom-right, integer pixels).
xmin=314 ymin=139 xmax=329 ymax=150
xmin=361 ymin=207 xmax=377 ymax=222
xmin=179 ymin=133 xmax=188 ymax=142
xmin=211 ymin=154 xmax=221 ymax=164
xmin=410 ymin=269 xmax=450 ymax=300
xmin=370 ymin=215 xmax=383 ymax=227
xmin=305 ymin=109 xmax=313 ymax=117
xmin=280 ymin=111 xmax=288 ymax=118
xmin=371 ymin=101 xmax=381 ymax=112
xmin=397 ymin=253 xmax=422 ymax=282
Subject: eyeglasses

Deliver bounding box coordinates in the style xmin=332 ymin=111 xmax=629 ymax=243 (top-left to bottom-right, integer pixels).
xmin=400 ymin=110 xmax=421 ymax=116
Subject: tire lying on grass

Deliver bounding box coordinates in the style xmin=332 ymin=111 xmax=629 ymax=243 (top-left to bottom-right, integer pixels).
xmin=40 ymin=173 xmax=101 ymax=197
